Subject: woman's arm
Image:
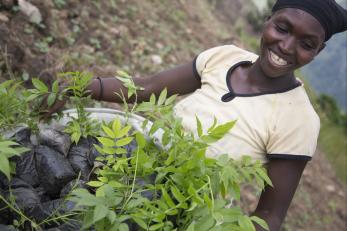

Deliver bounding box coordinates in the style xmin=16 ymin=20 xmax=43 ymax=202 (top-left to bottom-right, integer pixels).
xmin=87 ymin=61 xmax=201 ymax=103
xmin=253 ymin=158 xmax=308 ymax=231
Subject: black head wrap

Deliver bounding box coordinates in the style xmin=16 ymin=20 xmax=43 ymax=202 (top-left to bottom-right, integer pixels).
xmin=272 ymin=0 xmax=347 ymax=41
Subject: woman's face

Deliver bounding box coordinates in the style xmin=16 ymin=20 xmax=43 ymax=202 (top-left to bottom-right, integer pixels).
xmin=259 ymin=8 xmax=326 ymax=78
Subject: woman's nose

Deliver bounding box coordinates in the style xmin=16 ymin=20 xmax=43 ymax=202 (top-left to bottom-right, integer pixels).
xmin=279 ymin=36 xmax=295 ymax=55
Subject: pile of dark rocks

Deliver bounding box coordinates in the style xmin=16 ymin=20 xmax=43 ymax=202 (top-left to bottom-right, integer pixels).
xmin=0 ymin=126 xmax=102 ymax=231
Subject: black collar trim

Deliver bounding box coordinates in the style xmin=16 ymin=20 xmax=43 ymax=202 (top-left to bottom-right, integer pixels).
xmin=221 ymin=60 xmax=302 ymax=102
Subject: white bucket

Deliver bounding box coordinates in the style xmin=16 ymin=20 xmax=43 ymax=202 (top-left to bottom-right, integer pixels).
xmin=58 ymin=108 xmax=165 ymax=149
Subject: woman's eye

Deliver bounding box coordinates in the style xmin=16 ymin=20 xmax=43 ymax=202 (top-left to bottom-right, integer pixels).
xmin=275 ymin=24 xmax=287 ymax=33
xmin=301 ymin=41 xmax=315 ymax=50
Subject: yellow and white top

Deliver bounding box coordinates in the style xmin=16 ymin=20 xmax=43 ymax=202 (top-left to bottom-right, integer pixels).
xmin=174 ymin=45 xmax=320 ymax=163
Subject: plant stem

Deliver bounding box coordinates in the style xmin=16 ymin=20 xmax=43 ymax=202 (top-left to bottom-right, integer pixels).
xmin=121 ymin=147 xmax=140 ymax=212
xmin=164 ymin=182 xmax=209 ymax=214
xmin=207 ymin=175 xmax=215 ymax=210
xmin=0 ymin=194 xmax=40 ymax=229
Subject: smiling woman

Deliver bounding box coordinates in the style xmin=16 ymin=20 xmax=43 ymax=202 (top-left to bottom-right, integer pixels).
xmin=49 ymin=0 xmax=347 ymax=230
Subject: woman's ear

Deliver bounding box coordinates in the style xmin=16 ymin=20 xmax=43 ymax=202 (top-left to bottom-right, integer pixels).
xmin=265 ymin=15 xmax=271 ymax=21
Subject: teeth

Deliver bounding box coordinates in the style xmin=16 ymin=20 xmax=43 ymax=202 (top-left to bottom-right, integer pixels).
xmin=270 ymin=51 xmax=288 ymax=66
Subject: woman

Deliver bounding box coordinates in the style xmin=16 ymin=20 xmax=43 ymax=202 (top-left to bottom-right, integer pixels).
xmin=50 ymin=0 xmax=347 ymax=230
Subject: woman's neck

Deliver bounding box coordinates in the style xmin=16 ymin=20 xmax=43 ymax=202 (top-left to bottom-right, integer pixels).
xmin=247 ymin=59 xmax=297 ymax=91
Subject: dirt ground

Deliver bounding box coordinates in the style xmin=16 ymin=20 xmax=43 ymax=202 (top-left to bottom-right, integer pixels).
xmin=0 ymin=0 xmax=346 ymax=230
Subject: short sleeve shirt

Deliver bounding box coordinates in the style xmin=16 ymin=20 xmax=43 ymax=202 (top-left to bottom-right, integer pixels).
xmin=173 ymin=45 xmax=320 ymax=163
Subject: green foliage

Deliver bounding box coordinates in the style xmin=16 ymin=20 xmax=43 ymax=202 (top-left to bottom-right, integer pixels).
xmin=317 ymin=94 xmax=346 ymax=129
xmin=34 ymin=37 xmax=53 ymax=53
xmin=0 ymin=137 xmax=29 ymax=180
xmin=0 ymin=71 xmax=272 ymax=230
xmin=115 ymin=70 xmax=144 ymax=100
xmin=0 ymin=78 xmax=61 ymax=131
xmin=0 ymin=80 xmax=29 ymax=130
xmin=68 ymin=76 xmax=271 ymax=231
xmin=60 ymin=71 xmax=100 ymax=143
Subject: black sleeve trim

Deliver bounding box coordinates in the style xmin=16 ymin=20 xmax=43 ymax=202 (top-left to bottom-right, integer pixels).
xmin=192 ymin=55 xmax=201 ymax=80
xmin=267 ymin=154 xmax=312 ymax=161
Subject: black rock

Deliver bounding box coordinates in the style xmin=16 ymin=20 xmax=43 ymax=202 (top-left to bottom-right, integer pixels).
xmin=68 ymin=138 xmax=93 ymax=180
xmin=60 ymin=179 xmax=86 ymax=198
xmin=38 ymin=128 xmax=71 ymax=156
xmin=5 ymin=178 xmax=41 ymax=216
xmin=12 ymin=127 xmax=32 ymax=147
xmin=35 ymin=145 xmax=76 ymax=197
xmin=30 ymin=198 xmax=76 ymax=223
xmin=86 ymin=137 xmax=101 ymax=166
xmin=14 ymin=150 xmax=40 ymax=187
xmin=0 ymin=225 xmax=17 ymax=231
xmin=0 ymin=172 xmax=9 ymax=189
xmin=34 ymin=186 xmax=51 ymax=203
xmin=0 ymin=188 xmax=13 ymax=225
xmin=55 ymin=220 xmax=81 ymax=231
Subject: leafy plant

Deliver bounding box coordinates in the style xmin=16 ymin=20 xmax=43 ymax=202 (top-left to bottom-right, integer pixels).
xmin=0 ymin=80 xmax=28 ymax=130
xmin=0 ymin=70 xmax=272 ymax=231
xmin=0 ymin=137 xmax=29 ymax=180
xmin=68 ymin=72 xmax=271 ymax=231
xmin=60 ymin=71 xmax=100 ymax=143
xmin=34 ymin=37 xmax=53 ymax=53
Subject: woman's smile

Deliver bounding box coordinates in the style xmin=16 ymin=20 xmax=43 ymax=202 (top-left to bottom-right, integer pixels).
xmin=269 ymin=49 xmax=289 ymax=66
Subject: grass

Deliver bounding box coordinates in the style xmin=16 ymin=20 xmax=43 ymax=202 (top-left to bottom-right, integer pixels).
xmin=298 ymin=71 xmax=347 ymax=185
xmin=318 ymin=120 xmax=347 ymax=184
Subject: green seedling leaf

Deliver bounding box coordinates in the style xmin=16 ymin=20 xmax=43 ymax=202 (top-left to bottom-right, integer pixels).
xmin=207 ymin=117 xmax=218 ymax=133
xmin=238 ymin=216 xmax=255 ymax=231
xmin=256 ymin=168 xmax=273 ymax=187
xmin=196 ymin=115 xmax=203 ymax=137
xmin=132 ymin=217 xmax=148 ymax=229
xmin=204 ymin=193 xmax=213 ymax=210
xmin=0 ymin=155 xmax=10 ymax=180
xmin=250 ymin=216 xmax=269 ymax=230
xmin=47 ymin=93 xmax=57 ymax=107
xmin=117 ymin=70 xmax=131 ymax=78
xmin=150 ymin=93 xmax=156 ymax=104
xmin=119 ymin=223 xmax=129 ymax=231
xmin=157 ymin=88 xmax=167 ymax=106
xmin=32 ymin=78 xmax=48 ymax=92
xmin=165 ymin=94 xmax=177 ymax=106
xmin=149 ymin=223 xmax=164 ymax=231
xmin=112 ymin=119 xmax=121 ymax=132
xmin=116 ymin=125 xmax=132 ymax=138
xmin=115 ymin=148 xmax=127 ymax=155
xmin=87 ymin=181 xmax=104 ymax=187
xmin=97 ymin=137 xmax=115 ymax=147
xmin=209 ymin=120 xmax=236 ymax=139
xmin=161 ymin=187 xmax=175 ymax=207
xmin=93 ymin=204 xmax=109 ymax=223
xmin=107 ymin=211 xmax=116 ymax=224
xmin=186 ymin=222 xmax=195 ymax=231
xmin=116 ymin=137 xmax=134 ymax=146
xmin=135 ymin=132 xmax=146 ymax=148
xmin=98 ymin=177 xmax=108 ymax=183
xmin=108 ymin=180 xmax=126 ymax=188
xmin=52 ymin=80 xmax=59 ymax=93
xmin=102 ymin=125 xmax=116 ymax=138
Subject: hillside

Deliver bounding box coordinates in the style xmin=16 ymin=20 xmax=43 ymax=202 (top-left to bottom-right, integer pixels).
xmin=302 ymin=32 xmax=347 ymax=112
xmin=0 ymin=0 xmax=346 ymax=230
